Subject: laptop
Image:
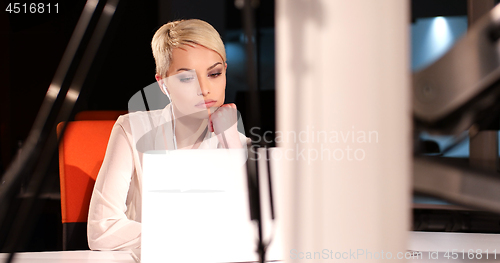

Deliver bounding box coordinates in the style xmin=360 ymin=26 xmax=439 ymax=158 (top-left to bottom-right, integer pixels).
xmin=141 ymin=148 xmax=282 ymax=263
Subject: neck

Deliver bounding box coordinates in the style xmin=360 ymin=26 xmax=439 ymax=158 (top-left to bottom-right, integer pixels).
xmin=172 ymin=106 xmax=209 ymax=149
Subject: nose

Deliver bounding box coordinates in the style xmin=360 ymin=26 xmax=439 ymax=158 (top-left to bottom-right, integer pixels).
xmin=197 ymin=75 xmax=210 ymax=96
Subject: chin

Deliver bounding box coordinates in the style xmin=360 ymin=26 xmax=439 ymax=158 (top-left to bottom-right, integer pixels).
xmin=189 ymin=109 xmax=210 ymax=119
xmin=173 ymin=104 xmax=204 ymax=118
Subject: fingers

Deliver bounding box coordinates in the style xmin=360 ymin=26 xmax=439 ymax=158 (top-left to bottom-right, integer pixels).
xmin=208 ymin=108 xmax=214 ymax=132
xmin=219 ymin=103 xmax=237 ymax=109
xmin=208 ymin=103 xmax=238 ymax=135
xmin=210 ymin=103 xmax=236 ymax=116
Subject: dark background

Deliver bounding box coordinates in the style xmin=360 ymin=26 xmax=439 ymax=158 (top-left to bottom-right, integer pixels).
xmin=0 ymin=0 xmax=497 ymax=252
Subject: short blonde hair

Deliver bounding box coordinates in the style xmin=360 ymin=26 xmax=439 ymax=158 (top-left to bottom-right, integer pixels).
xmin=151 ymin=19 xmax=226 ymax=77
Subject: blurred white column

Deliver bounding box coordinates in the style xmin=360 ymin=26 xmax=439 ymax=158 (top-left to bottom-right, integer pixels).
xmin=275 ymin=0 xmax=411 ymax=262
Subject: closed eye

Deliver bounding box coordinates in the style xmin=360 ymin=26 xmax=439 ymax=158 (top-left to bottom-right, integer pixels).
xmin=179 ymin=76 xmax=195 ymax=83
xmin=209 ymin=72 xmax=222 ymax=78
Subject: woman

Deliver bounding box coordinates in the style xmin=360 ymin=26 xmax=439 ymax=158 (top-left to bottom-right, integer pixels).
xmin=87 ymin=19 xmax=248 ymax=250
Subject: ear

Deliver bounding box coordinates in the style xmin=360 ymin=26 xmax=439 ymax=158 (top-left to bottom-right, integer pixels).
xmin=225 ymin=62 xmax=228 ymax=74
xmin=155 ymin=74 xmax=168 ymax=95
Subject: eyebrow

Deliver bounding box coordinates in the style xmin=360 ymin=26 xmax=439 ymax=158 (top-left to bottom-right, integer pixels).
xmin=176 ymin=62 xmax=223 ymax=73
xmin=207 ymin=62 xmax=222 ymax=71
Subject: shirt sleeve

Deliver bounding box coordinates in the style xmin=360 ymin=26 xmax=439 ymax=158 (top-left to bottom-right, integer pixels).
xmin=87 ymin=119 xmax=141 ymax=250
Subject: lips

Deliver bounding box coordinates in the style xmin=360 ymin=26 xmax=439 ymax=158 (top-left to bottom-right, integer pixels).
xmin=195 ymin=100 xmax=217 ymax=108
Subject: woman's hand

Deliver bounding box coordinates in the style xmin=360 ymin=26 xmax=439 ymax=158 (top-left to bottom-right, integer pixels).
xmin=208 ymin=103 xmax=242 ymax=148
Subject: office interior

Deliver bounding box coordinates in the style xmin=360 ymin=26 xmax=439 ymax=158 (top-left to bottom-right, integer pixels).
xmin=2 ymin=0 xmax=500 ymax=261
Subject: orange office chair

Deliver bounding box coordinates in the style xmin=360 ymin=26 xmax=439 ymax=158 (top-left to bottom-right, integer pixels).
xmin=74 ymin=110 xmax=127 ymax=121
xmin=57 ymin=120 xmax=116 ymax=250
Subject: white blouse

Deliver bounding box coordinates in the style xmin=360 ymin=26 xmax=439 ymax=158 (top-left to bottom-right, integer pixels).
xmin=87 ymin=104 xmax=249 ymax=250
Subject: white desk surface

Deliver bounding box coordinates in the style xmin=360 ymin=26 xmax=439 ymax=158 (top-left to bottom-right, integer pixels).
xmin=408 ymin=232 xmax=500 ymax=262
xmin=0 ymin=250 xmax=138 ymax=263
xmin=409 ymin=231 xmax=500 ymax=252
xmin=2 ymin=232 xmax=500 ymax=262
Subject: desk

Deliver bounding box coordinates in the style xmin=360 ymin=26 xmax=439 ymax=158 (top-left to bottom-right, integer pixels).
xmin=0 ymin=250 xmax=138 ymax=263
xmin=2 ymin=232 xmax=500 ymax=263
xmin=407 ymin=232 xmax=500 ymax=262
xmin=0 ymin=250 xmax=278 ymax=263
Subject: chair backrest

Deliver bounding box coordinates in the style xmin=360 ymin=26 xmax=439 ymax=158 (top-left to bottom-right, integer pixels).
xmin=74 ymin=110 xmax=127 ymax=121
xmin=57 ymin=120 xmax=115 ymax=250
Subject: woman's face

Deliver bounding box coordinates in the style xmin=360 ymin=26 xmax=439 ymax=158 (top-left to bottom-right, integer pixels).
xmin=162 ymin=44 xmax=226 ymax=119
